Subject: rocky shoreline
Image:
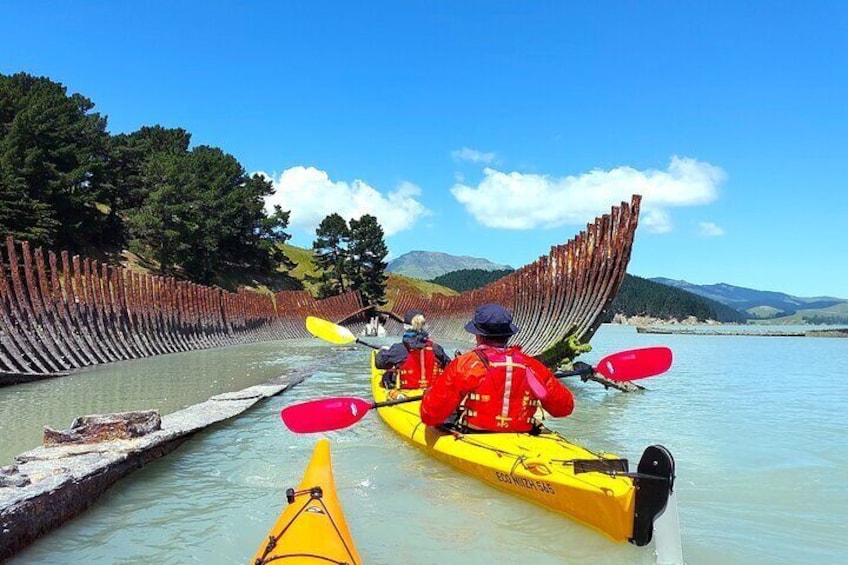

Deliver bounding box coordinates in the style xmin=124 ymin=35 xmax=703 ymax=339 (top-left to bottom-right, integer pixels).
xmin=610 ymin=314 xmax=722 ymax=326
xmin=0 ymin=368 xmax=311 ymax=560
xmin=611 ymin=315 xmax=848 ymax=338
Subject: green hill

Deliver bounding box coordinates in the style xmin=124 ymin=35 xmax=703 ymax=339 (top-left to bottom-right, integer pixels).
xmin=750 ymin=301 xmax=848 ymax=325
xmin=608 ymin=275 xmax=749 ymax=323
xmin=430 ymin=268 xmax=515 ymax=292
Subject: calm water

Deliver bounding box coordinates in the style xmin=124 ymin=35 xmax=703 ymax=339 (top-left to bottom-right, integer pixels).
xmin=4 ymin=325 xmax=848 ymax=564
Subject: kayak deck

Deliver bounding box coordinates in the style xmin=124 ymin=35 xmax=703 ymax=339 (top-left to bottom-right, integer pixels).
xmin=253 ymin=438 xmax=361 ymax=564
xmin=371 ymin=351 xmax=673 ymax=545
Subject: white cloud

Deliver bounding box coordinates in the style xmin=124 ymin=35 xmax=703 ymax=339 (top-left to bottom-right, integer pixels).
xmin=261 ymin=166 xmax=429 ymax=236
xmin=450 ymin=156 xmax=725 ymax=233
xmin=698 ymin=221 xmax=725 ymax=236
xmin=451 ymin=147 xmax=496 ymax=164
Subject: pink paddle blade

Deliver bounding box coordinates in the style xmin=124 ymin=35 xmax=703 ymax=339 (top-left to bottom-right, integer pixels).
xmin=280 ymin=397 xmax=373 ymax=433
xmin=594 ymin=347 xmax=673 ymax=382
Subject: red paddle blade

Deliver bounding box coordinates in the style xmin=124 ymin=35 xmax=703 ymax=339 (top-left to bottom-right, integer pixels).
xmin=594 ymin=347 xmax=673 ymax=382
xmin=280 ymin=397 xmax=373 ymax=433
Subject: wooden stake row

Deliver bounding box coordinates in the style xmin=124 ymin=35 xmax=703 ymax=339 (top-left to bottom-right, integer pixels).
xmin=0 ymin=238 xmax=363 ymax=376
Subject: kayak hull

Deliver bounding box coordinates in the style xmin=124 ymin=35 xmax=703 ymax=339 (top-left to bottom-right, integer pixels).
xmin=253 ymin=438 xmax=361 ymax=564
xmin=371 ymin=351 xmax=669 ymax=544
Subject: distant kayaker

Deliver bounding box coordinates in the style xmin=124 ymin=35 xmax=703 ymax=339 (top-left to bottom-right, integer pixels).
xmin=420 ymin=303 xmax=574 ymax=432
xmin=375 ymin=309 xmax=451 ymax=389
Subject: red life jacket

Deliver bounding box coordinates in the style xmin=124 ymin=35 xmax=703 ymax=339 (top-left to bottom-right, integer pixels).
xmin=460 ymin=345 xmax=539 ymax=432
xmin=395 ymin=340 xmax=443 ymax=389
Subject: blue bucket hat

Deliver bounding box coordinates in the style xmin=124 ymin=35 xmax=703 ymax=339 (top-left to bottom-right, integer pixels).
xmin=464 ymin=303 xmax=520 ymax=337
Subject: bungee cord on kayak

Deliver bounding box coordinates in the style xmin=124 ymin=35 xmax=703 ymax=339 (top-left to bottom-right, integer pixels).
xmin=253 ymin=439 xmax=361 ymax=565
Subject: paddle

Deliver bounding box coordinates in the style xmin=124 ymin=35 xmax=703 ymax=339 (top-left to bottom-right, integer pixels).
xmin=555 ymin=346 xmax=672 ymax=382
xmin=535 ymin=346 xmax=672 ymax=396
xmin=305 ymin=316 xmax=380 ymax=349
xmin=280 ymin=346 xmax=673 ymax=433
xmin=282 ymin=395 xmax=423 ymax=433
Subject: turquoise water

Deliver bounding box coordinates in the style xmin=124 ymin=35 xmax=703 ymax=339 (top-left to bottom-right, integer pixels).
xmin=5 ymin=325 xmax=848 ymax=564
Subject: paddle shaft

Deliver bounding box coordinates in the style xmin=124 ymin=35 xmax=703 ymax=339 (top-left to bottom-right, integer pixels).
xmin=553 ymin=365 xmax=593 ymax=379
xmin=282 ymin=352 xmax=659 ymax=432
xmin=308 ymin=316 xmax=669 ymax=381
xmin=371 ymin=365 xmax=592 ymax=411
xmin=371 ymin=395 xmax=425 ymax=409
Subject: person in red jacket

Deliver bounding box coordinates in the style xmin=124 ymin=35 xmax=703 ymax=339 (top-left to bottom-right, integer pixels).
xmin=420 ymin=303 xmax=574 ymax=432
xmin=375 ymin=309 xmax=451 ymax=389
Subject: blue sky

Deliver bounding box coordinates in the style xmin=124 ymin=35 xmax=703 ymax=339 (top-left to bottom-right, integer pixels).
xmin=3 ymin=1 xmax=846 ymax=298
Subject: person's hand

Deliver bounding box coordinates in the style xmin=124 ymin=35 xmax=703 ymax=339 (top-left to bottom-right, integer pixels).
xmin=573 ymin=361 xmax=593 ymax=381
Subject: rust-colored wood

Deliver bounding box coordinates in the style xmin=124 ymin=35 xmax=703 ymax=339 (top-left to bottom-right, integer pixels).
xmin=4 ymin=238 xmax=57 ymax=372
xmin=0 ymin=195 xmax=640 ymax=381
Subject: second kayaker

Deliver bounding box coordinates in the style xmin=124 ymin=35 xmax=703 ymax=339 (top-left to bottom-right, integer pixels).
xmin=420 ymin=303 xmax=574 ymax=432
xmin=375 ymin=309 xmax=451 ymax=389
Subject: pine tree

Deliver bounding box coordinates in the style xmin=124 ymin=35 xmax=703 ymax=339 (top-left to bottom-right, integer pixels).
xmin=0 ymin=165 xmax=57 ymax=244
xmin=348 ymin=214 xmax=388 ymax=306
xmin=0 ymin=72 xmax=111 ymax=248
xmin=311 ymin=213 xmax=351 ymax=298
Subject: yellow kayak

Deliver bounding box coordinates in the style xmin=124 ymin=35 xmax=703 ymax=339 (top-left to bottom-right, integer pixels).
xmin=371 ymin=351 xmax=674 ymax=545
xmin=253 ymin=438 xmax=361 ymax=564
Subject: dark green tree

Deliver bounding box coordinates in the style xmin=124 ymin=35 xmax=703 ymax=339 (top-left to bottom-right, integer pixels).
xmin=348 ymin=214 xmax=388 ymax=306
xmin=186 ymin=148 xmax=292 ymax=276
xmin=256 ymin=203 xmax=296 ymax=272
xmin=0 ymin=72 xmax=111 ymax=248
xmin=125 ymin=145 xmax=295 ymax=284
xmin=311 ymin=213 xmax=351 ymax=298
xmin=107 ymin=125 xmax=191 ymax=215
xmin=0 ymin=72 xmax=294 ymax=287
xmin=0 ymin=164 xmax=57 ymax=243
xmin=431 ymin=268 xmax=515 ymax=292
xmin=124 ymin=152 xmax=192 ymax=274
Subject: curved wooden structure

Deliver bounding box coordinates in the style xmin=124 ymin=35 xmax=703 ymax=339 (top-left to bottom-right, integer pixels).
xmin=385 ymin=196 xmax=641 ymax=358
xmin=0 ymin=236 xmax=362 ymax=381
xmin=1 ymin=195 xmax=641 ymax=381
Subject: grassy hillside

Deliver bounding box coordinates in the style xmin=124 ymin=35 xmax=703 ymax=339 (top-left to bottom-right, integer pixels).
xmin=280 ymin=243 xmax=320 ymax=293
xmin=121 ymin=247 xmax=303 ymax=294
xmin=750 ymin=301 xmax=848 ymax=325
xmin=384 ymin=273 xmax=458 ymax=310
xmin=747 ymin=305 xmax=784 ymax=319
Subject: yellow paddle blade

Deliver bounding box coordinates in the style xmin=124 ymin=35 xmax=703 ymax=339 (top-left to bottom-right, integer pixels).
xmin=305 ymin=316 xmax=356 ymax=345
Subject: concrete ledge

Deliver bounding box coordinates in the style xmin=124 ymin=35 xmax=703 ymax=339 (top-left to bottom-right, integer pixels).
xmin=0 ymin=369 xmax=311 ymax=560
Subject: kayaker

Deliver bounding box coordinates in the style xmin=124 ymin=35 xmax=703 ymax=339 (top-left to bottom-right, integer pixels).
xmin=375 ymin=309 xmax=451 ymax=389
xmin=420 ymin=303 xmax=574 ymax=432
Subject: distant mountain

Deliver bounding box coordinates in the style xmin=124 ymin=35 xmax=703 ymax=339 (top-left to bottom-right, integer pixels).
xmin=651 ymin=278 xmax=847 ymax=319
xmin=387 ymin=251 xmax=513 ymax=280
